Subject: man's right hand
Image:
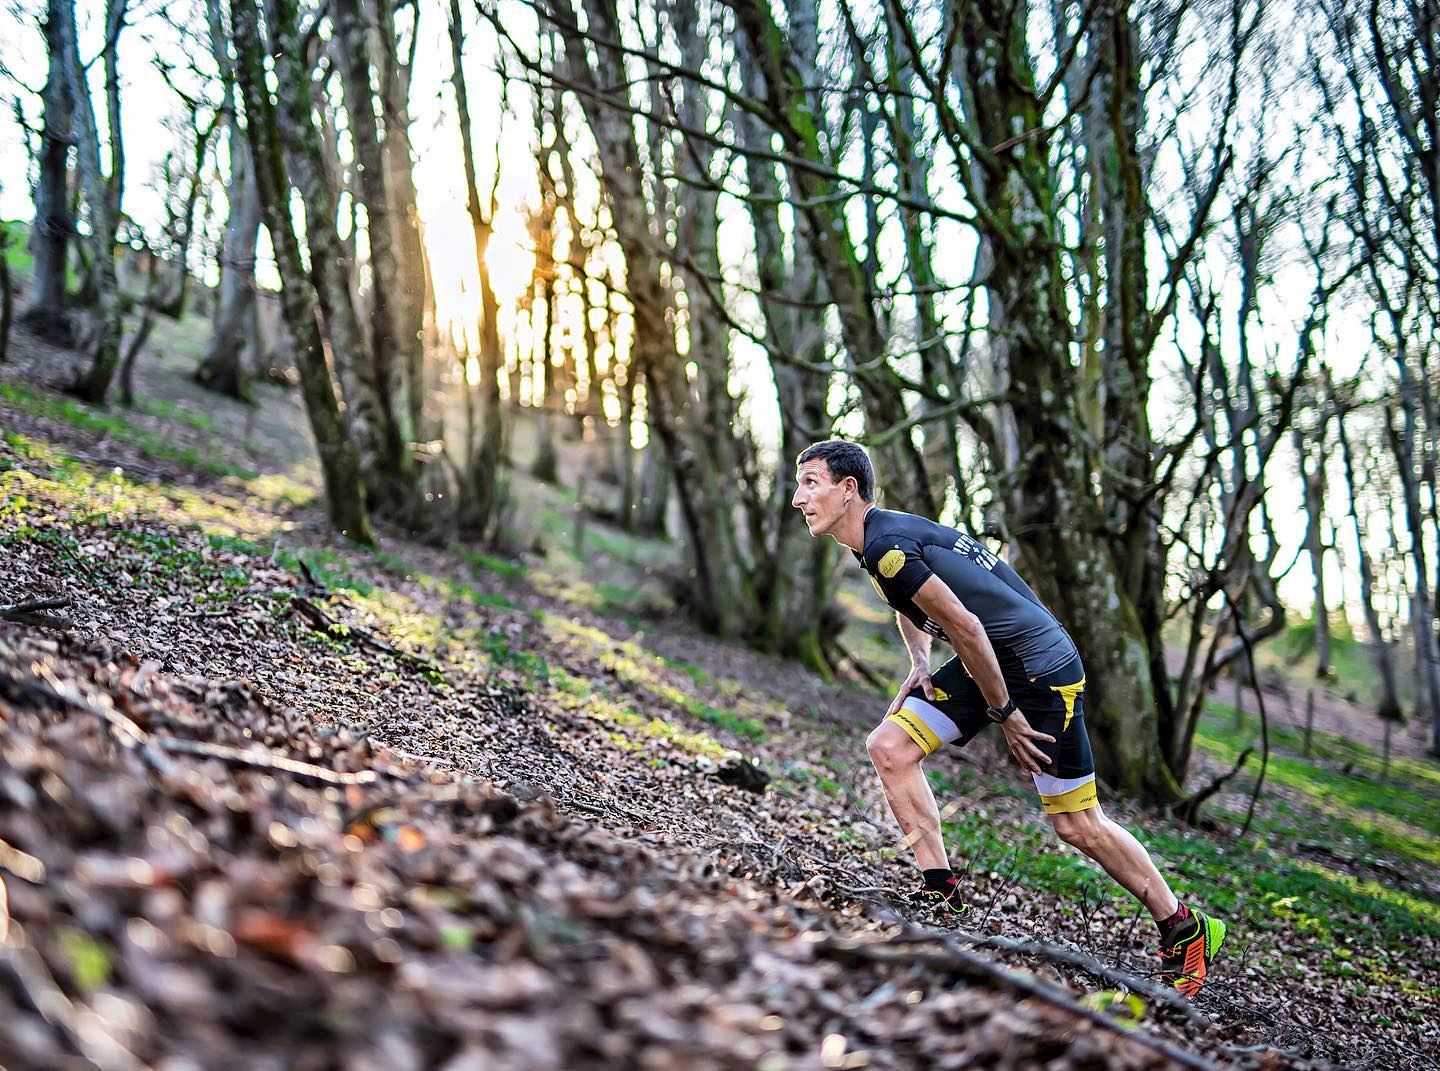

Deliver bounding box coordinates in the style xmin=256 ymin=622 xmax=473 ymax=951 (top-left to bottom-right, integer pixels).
xmin=887 ymin=664 xmax=936 ymax=716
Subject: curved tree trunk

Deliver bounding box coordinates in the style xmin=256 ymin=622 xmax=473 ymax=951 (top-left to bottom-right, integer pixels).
xmin=333 ymin=0 xmax=423 ymax=526
xmin=56 ymin=0 xmax=124 ymax=405
xmin=22 ymin=0 xmax=74 ymax=345
xmin=230 ymin=0 xmax=372 ymax=545
xmin=447 ymin=0 xmax=506 ymax=539
xmin=196 ymin=0 xmax=258 ymax=399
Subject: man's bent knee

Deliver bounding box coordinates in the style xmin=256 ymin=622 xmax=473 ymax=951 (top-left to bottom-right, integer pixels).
xmin=1050 ymin=806 xmax=1104 ymax=854
xmin=867 ymin=720 xmax=924 ymax=773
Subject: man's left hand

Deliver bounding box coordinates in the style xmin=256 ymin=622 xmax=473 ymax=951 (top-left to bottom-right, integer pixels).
xmin=999 ymin=711 xmax=1055 ymax=774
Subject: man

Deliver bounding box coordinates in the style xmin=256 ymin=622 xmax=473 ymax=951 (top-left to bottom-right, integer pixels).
xmin=791 ymin=439 xmax=1226 ymax=998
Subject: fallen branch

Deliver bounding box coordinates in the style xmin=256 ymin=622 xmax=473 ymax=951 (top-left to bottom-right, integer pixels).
xmin=832 ymin=886 xmax=1215 ymax=1026
xmin=152 ymin=735 xmax=390 ymax=787
xmin=0 ymin=597 xmax=74 ymax=631
xmin=289 ymin=595 xmax=445 ymax=680
xmin=7 ymin=662 xmax=400 ymax=789
xmin=813 ymin=934 xmax=1218 ymax=1071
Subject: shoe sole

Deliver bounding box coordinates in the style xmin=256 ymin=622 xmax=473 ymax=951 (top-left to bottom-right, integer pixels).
xmin=1174 ymin=914 xmax=1227 ymax=998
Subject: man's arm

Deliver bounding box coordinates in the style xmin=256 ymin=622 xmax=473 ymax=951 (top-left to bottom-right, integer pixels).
xmin=885 ymin=612 xmax=937 ymax=716
xmin=910 ymin=575 xmax=1008 ymax=708
xmin=897 ymin=612 xmax=933 ymax=668
xmin=909 ymin=575 xmax=1055 ymax=772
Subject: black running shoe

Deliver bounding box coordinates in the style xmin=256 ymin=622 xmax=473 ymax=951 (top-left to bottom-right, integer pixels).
xmin=906 ymin=877 xmax=969 ymax=916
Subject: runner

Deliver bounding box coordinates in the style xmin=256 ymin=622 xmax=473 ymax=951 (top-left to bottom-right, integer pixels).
xmin=791 ymin=439 xmax=1227 ymax=998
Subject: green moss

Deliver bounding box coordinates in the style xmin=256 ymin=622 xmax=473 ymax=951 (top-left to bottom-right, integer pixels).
xmin=0 ymin=382 xmax=256 ymax=480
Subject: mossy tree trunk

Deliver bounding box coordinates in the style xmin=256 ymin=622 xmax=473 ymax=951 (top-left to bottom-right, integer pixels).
xmin=196 ymin=0 xmax=258 ymax=399
xmin=446 ymin=0 xmax=506 ymax=540
xmin=561 ymin=0 xmax=758 ymax=638
xmin=938 ymin=0 xmax=1173 ymax=800
xmin=231 ymin=0 xmax=373 ymax=545
xmin=22 ymin=0 xmax=74 ymax=345
xmin=55 ymin=0 xmax=124 ymax=405
xmin=333 ymin=0 xmax=426 ymax=526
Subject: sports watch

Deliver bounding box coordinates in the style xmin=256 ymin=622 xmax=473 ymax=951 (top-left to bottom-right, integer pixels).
xmin=986 ymin=698 xmax=1017 ymax=724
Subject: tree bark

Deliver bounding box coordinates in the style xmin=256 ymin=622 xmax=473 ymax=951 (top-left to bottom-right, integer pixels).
xmin=1333 ymin=387 xmax=1404 ymax=722
xmin=22 ymin=0 xmax=74 ymax=345
xmin=56 ymin=0 xmax=124 ymax=405
xmin=195 ymin=0 xmax=261 ymax=403
xmin=371 ymin=0 xmax=431 ymax=438
xmin=729 ymin=0 xmax=936 ymax=517
xmin=230 ymin=0 xmax=373 ymax=545
xmin=939 ymin=0 xmax=1170 ymax=798
xmin=257 ymin=0 xmax=402 ymax=527
xmin=558 ymin=0 xmax=758 ymax=636
xmin=447 ymin=0 xmax=506 ymax=539
xmin=332 ymin=0 xmax=424 ymax=525
xmin=0 ymin=222 xmax=12 ymax=363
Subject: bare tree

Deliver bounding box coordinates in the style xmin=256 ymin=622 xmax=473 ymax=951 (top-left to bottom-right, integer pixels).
xmin=56 ymin=0 xmax=125 ymax=404
xmin=21 ymin=0 xmax=75 ymax=345
xmin=230 ymin=0 xmax=373 ymax=544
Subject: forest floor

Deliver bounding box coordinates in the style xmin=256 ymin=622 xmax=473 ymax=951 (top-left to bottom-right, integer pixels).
xmin=2 ymin=308 xmax=1439 ymax=1070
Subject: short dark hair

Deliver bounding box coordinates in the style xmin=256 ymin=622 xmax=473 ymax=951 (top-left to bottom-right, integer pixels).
xmin=796 ymin=440 xmax=875 ymax=502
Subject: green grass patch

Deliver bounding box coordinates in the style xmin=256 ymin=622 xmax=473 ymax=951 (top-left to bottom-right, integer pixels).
xmin=0 ymin=381 xmax=256 ymax=481
xmin=453 ymin=544 xmax=526 ymax=581
xmin=2 ymin=220 xmax=33 ymax=276
xmin=549 ymin=667 xmax=732 ymax=759
xmin=133 ymin=395 xmax=218 ymax=434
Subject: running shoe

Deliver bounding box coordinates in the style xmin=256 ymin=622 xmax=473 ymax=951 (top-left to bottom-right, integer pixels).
xmin=1158 ymin=908 xmax=1227 ymax=997
xmin=905 ymin=878 xmax=969 ymax=917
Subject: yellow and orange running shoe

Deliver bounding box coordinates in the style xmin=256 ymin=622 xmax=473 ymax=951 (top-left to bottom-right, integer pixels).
xmin=1158 ymin=909 xmax=1227 ymax=998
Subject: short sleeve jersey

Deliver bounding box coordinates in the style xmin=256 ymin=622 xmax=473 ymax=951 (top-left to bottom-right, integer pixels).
xmin=853 ymin=507 xmax=1077 ymax=679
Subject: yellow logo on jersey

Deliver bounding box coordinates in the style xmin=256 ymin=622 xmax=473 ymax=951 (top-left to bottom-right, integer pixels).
xmin=878 ymin=548 xmax=906 ymax=578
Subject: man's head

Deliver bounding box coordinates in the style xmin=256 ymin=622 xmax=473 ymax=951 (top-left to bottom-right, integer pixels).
xmin=792 ymin=439 xmax=875 ymax=539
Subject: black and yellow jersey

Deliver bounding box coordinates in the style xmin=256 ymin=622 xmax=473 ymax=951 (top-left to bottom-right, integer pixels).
xmin=853 ymin=507 xmax=1077 ymax=679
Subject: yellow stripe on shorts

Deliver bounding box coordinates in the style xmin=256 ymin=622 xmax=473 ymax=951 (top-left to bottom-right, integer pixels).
xmin=1049 ymin=676 xmax=1085 ymax=731
xmin=1039 ymin=779 xmax=1098 ymax=815
xmin=887 ymin=710 xmax=943 ymax=755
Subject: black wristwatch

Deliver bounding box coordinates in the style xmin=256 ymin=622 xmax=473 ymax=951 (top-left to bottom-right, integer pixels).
xmin=986 ymin=698 xmax=1017 ymax=724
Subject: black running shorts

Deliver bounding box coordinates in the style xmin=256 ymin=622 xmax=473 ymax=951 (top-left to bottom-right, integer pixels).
xmin=884 ymin=653 xmax=1099 ymax=815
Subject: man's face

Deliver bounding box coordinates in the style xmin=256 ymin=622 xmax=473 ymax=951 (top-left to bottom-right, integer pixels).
xmin=792 ymin=459 xmax=849 ymax=537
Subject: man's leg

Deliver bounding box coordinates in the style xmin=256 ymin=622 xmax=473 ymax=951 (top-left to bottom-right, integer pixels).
xmin=866 ymin=720 xmax=948 ymax=871
xmin=1046 ymin=803 xmax=1178 ymax=920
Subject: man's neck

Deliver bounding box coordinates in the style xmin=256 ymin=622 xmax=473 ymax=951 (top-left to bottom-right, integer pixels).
xmin=833 ymin=503 xmax=875 ymax=553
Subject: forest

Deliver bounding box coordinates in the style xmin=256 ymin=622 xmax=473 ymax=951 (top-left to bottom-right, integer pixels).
xmin=1 ymin=0 xmax=1438 ymax=1067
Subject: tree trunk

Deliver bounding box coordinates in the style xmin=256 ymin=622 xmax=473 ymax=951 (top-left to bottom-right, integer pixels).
xmin=258 ymin=0 xmax=401 ymax=527
xmin=231 ymin=0 xmax=372 ymax=545
xmin=0 ymin=222 xmax=12 ymax=362
xmin=1334 ymin=393 xmax=1404 ymax=721
xmin=942 ymin=0 xmax=1170 ymax=799
xmin=372 ymin=0 xmax=430 ymax=436
xmin=1295 ymin=420 xmax=1333 ymax=677
xmin=447 ymin=0 xmax=506 ymax=539
xmin=197 ymin=0 xmax=257 ymax=399
xmin=195 ymin=101 xmax=260 ymax=399
xmin=729 ymin=0 xmax=936 ymax=517
xmin=22 ymin=0 xmax=74 ymax=345
xmin=55 ymin=0 xmax=124 ymax=405
xmin=332 ymin=0 xmax=423 ymax=525
xmin=559 ymin=0 xmax=757 ymax=637
xmin=735 ymin=33 xmax=835 ymax=673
